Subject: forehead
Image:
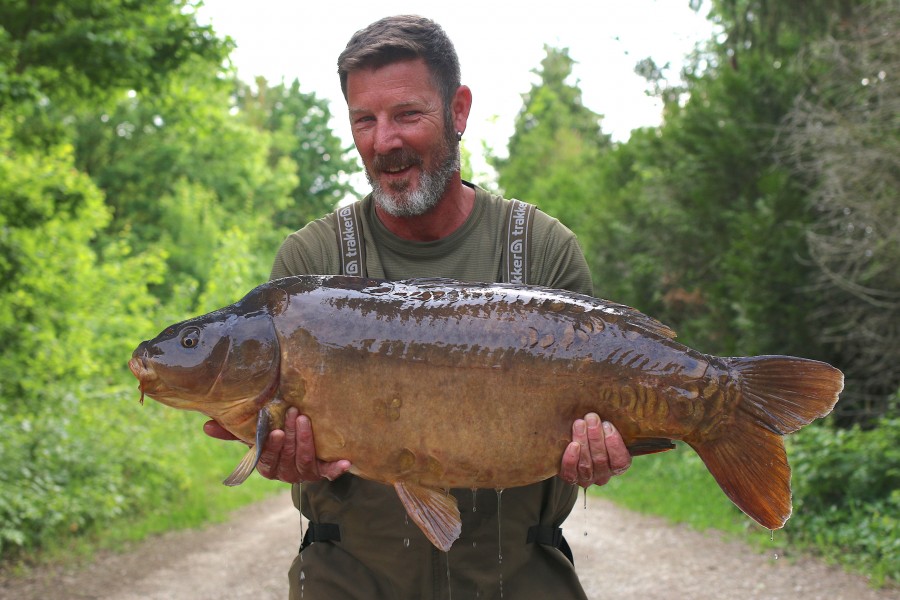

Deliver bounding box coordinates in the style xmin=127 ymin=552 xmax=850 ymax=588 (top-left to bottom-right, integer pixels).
xmin=346 ymin=58 xmax=440 ymax=111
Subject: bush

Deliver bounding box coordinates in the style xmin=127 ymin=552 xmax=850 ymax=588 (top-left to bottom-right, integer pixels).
xmin=786 ymin=411 xmax=900 ymax=585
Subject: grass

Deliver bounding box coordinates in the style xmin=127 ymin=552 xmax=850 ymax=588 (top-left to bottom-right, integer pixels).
xmin=591 ymin=442 xmax=783 ymax=549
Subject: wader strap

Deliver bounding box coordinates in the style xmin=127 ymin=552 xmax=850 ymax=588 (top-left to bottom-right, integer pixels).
xmin=334 ymin=202 xmax=367 ymax=277
xmin=502 ymin=199 xmax=536 ymax=284
xmin=526 ymin=525 xmax=574 ymax=566
xmin=300 ymin=522 xmax=342 ymax=551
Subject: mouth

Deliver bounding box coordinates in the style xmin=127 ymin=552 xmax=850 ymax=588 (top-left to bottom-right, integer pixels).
xmin=373 ymin=151 xmax=422 ymax=181
xmin=128 ymin=355 xmax=157 ymax=405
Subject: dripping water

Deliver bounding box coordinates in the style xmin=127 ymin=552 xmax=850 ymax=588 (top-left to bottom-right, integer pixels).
xmin=404 ymin=509 xmax=410 ymax=548
xmin=496 ymin=488 xmax=504 ymax=599
xmin=445 ymin=551 xmax=453 ymax=600
xmin=472 ymin=487 xmax=478 ymax=512
xmin=299 ymin=491 xmax=305 ymax=598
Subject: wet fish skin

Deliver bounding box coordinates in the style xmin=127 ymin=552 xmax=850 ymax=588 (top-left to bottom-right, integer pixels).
xmin=129 ymin=275 xmax=843 ymax=551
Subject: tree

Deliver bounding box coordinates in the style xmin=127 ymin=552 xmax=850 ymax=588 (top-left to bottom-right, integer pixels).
xmin=778 ymin=0 xmax=900 ymax=419
xmin=491 ymin=46 xmax=611 ymax=248
xmin=0 ymin=0 xmax=231 ymax=145
xmin=234 ymin=77 xmax=358 ymax=227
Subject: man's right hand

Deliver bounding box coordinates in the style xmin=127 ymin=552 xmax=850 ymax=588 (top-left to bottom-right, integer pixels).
xmin=203 ymin=407 xmax=351 ymax=484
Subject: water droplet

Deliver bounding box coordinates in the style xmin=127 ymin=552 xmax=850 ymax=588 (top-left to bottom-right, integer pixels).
xmin=497 ymin=489 xmax=504 ymax=598
xmin=446 ymin=552 xmax=453 ymax=600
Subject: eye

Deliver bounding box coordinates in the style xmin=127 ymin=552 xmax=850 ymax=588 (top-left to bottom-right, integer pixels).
xmin=181 ymin=328 xmax=200 ymax=349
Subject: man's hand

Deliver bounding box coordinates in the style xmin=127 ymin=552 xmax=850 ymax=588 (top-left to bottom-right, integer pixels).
xmin=202 ymin=407 xmax=351 ymax=484
xmin=559 ymin=413 xmax=631 ymax=487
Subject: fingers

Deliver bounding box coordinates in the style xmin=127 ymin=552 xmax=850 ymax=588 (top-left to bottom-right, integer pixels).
xmin=602 ymin=420 xmax=632 ymax=476
xmin=202 ymin=419 xmax=240 ymax=441
xmin=294 ymin=413 xmax=321 ymax=481
xmin=257 ymin=408 xmax=352 ymax=484
xmin=559 ymin=441 xmax=582 ymax=485
xmin=257 ymin=429 xmax=288 ymax=480
xmin=559 ymin=413 xmax=631 ymax=488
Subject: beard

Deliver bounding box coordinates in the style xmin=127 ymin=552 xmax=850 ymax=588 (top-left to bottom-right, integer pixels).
xmin=366 ymin=129 xmax=460 ymax=218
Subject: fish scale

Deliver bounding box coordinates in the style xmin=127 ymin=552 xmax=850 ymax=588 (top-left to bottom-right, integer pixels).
xmin=130 ymin=275 xmax=843 ymax=551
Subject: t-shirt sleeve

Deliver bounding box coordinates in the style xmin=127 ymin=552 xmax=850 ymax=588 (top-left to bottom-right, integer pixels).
xmin=269 ymin=216 xmax=341 ymax=280
xmin=529 ymin=212 xmax=594 ymax=296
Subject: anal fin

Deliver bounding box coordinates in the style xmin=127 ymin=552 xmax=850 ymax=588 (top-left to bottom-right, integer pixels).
xmin=394 ymin=481 xmax=462 ymax=552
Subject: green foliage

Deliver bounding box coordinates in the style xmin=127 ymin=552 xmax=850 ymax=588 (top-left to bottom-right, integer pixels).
xmin=0 ymin=0 xmax=230 ymax=111
xmin=777 ymin=0 xmax=900 ymax=419
xmin=0 ymin=0 xmax=357 ymax=564
xmin=235 ymin=77 xmax=358 ymax=227
xmin=593 ymin=443 xmax=751 ymax=535
xmin=491 ymin=46 xmax=611 ymax=239
xmin=786 ymin=414 xmax=900 ymax=584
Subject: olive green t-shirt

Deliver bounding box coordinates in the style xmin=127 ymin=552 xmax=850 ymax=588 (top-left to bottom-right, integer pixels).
xmin=270 ymin=183 xmax=593 ymax=295
xmin=273 ymin=182 xmax=594 ymax=600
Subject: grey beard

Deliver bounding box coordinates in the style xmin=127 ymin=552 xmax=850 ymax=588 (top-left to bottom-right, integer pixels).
xmin=368 ymin=143 xmax=461 ymax=218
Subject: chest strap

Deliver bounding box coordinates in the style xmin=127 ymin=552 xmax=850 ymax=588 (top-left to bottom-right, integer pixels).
xmin=334 ymin=202 xmax=367 ymax=277
xmin=502 ymin=199 xmax=536 ymax=284
xmin=336 ymin=197 xmax=536 ymax=283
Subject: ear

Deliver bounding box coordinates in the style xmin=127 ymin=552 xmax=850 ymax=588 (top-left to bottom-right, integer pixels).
xmin=451 ymin=85 xmax=472 ymax=137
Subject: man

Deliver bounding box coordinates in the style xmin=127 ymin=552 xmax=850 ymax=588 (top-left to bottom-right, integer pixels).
xmin=205 ymin=15 xmax=631 ymax=599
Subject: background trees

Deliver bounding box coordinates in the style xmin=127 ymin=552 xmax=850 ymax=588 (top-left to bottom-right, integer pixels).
xmin=1 ymin=0 xmax=895 ymax=583
xmin=0 ymin=0 xmax=356 ymax=557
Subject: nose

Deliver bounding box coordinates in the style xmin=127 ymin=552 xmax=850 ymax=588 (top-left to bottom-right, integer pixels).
xmin=372 ymin=120 xmax=402 ymax=155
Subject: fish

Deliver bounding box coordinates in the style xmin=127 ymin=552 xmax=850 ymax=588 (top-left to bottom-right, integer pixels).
xmin=129 ymin=275 xmax=843 ymax=551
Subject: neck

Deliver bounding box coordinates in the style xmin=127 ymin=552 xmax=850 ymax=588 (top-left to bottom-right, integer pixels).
xmin=374 ymin=177 xmax=475 ymax=242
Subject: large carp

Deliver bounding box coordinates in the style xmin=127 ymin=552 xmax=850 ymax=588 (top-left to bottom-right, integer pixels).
xmin=129 ymin=275 xmax=842 ymax=551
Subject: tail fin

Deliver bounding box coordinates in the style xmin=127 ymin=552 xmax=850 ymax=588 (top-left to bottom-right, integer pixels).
xmin=688 ymin=356 xmax=843 ymax=529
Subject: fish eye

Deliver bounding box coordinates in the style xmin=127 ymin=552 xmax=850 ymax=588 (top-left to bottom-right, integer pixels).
xmin=181 ymin=328 xmax=200 ymax=349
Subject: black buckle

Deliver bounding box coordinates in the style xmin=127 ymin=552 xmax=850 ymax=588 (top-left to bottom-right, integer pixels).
xmin=300 ymin=522 xmax=341 ymax=551
xmin=526 ymin=525 xmax=563 ymax=548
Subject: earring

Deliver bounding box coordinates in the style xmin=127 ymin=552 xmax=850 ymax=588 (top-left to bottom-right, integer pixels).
xmin=456 ymin=131 xmax=463 ymax=141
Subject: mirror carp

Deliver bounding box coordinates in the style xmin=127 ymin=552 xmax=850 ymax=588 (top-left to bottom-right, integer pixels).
xmin=129 ymin=275 xmax=843 ymax=551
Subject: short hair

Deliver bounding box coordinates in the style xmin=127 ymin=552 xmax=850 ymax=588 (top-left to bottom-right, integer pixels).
xmin=337 ymin=15 xmax=461 ymax=109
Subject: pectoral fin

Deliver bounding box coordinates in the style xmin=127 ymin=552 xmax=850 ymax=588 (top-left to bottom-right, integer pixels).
xmin=394 ymin=481 xmax=462 ymax=552
xmin=223 ymin=408 xmax=272 ymax=486
xmin=627 ymin=437 xmax=676 ymax=456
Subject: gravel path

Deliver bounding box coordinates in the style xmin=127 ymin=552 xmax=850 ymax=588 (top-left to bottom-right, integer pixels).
xmin=1 ymin=491 xmax=896 ymax=600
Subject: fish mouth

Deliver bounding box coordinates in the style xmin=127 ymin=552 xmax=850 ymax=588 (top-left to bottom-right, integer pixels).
xmin=128 ymin=355 xmax=159 ymax=405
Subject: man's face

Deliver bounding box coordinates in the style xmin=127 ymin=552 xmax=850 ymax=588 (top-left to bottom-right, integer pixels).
xmin=346 ymin=58 xmax=459 ymax=217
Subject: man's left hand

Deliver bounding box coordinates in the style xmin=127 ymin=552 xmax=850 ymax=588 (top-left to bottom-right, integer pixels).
xmin=559 ymin=413 xmax=631 ymax=487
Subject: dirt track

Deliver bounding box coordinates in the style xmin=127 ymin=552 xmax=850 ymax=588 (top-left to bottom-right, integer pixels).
xmin=2 ymin=491 xmax=897 ymax=600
